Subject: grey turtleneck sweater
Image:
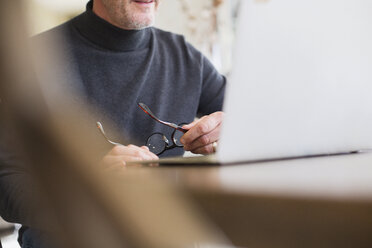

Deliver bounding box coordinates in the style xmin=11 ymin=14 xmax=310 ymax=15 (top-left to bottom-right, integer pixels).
xmin=35 ymin=0 xmax=226 ymax=157
xmin=0 ymin=1 xmax=226 ymax=247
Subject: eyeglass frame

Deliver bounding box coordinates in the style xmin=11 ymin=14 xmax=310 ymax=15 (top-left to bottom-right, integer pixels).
xmin=146 ymin=123 xmax=187 ymax=155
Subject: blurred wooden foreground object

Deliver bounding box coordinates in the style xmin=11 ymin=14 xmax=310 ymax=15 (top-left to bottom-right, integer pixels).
xmin=0 ymin=0 xmax=232 ymax=248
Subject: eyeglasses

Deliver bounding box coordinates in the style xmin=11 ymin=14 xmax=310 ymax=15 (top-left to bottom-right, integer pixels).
xmin=96 ymin=121 xmax=123 ymax=146
xmin=146 ymin=126 xmax=186 ymax=155
xmin=138 ymin=102 xmax=187 ymax=155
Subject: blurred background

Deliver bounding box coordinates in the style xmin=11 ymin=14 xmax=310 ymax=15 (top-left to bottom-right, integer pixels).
xmin=2 ymin=1 xmax=240 ymax=247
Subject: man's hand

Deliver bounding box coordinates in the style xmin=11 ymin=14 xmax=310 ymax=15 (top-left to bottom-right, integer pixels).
xmin=101 ymin=144 xmax=158 ymax=169
xmin=180 ymin=111 xmax=224 ymax=155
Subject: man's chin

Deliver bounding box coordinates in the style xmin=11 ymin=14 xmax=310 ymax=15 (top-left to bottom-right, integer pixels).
xmin=125 ymin=14 xmax=155 ymax=29
xmin=126 ymin=20 xmax=154 ymax=30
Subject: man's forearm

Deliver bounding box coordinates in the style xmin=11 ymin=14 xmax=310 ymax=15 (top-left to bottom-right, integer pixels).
xmin=0 ymin=169 xmax=37 ymax=226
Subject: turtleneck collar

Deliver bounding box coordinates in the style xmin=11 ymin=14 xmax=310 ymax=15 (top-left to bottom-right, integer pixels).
xmin=72 ymin=0 xmax=152 ymax=52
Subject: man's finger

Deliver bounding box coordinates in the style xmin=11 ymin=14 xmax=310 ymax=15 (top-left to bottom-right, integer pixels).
xmin=109 ymin=145 xmax=158 ymax=160
xmin=182 ymin=118 xmax=202 ymax=130
xmin=126 ymin=145 xmax=155 ymax=160
xmin=190 ymin=143 xmax=215 ymax=155
xmin=141 ymin=146 xmax=159 ymax=160
xmin=180 ymin=115 xmax=219 ymax=145
xmin=141 ymin=146 xmax=150 ymax=151
xmin=183 ymin=127 xmax=220 ymax=152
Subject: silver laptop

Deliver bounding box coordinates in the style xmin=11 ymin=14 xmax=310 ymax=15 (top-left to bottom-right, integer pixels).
xmin=139 ymin=0 xmax=372 ymax=165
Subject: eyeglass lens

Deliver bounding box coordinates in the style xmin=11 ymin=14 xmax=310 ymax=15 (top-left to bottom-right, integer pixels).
xmin=172 ymin=129 xmax=185 ymax=147
xmin=147 ymin=133 xmax=168 ymax=155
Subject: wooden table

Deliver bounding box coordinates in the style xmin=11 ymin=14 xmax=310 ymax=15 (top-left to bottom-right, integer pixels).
xmin=154 ymin=152 xmax=372 ymax=248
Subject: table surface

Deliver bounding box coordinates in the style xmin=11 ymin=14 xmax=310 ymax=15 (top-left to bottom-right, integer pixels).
xmin=152 ymin=152 xmax=372 ymax=247
xmin=157 ymin=151 xmax=372 ymax=201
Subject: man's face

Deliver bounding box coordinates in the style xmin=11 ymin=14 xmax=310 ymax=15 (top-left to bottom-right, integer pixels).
xmin=99 ymin=0 xmax=160 ymax=30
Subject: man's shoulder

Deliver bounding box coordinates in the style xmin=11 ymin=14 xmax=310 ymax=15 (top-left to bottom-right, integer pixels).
xmin=151 ymin=27 xmax=186 ymax=44
xmin=151 ymin=27 xmax=201 ymax=57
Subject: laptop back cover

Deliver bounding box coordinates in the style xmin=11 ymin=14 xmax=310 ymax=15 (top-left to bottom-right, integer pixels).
xmin=217 ymin=0 xmax=372 ymax=163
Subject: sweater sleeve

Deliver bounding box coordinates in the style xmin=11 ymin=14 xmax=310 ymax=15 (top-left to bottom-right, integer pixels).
xmin=0 ymin=122 xmax=42 ymax=228
xmin=197 ymin=54 xmax=226 ymax=117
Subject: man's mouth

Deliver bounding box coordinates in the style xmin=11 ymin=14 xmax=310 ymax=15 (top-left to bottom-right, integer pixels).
xmin=133 ymin=0 xmax=155 ymax=4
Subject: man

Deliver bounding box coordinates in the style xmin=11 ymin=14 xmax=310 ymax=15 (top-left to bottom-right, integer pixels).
xmin=47 ymin=0 xmax=226 ymax=166
xmin=0 ymin=0 xmax=226 ymax=247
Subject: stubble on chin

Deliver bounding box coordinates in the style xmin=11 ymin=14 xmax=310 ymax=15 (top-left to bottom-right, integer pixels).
xmin=102 ymin=0 xmax=158 ymax=30
xmin=123 ymin=11 xmax=155 ymax=30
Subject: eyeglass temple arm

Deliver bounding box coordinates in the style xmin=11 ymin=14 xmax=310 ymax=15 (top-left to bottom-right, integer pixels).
xmin=137 ymin=103 xmax=187 ymax=133
xmin=96 ymin=122 xmax=123 ymax=146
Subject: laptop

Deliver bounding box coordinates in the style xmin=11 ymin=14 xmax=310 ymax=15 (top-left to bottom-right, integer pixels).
xmin=137 ymin=0 xmax=372 ymax=165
